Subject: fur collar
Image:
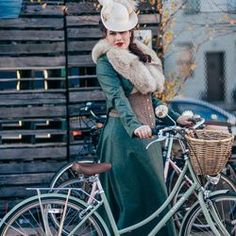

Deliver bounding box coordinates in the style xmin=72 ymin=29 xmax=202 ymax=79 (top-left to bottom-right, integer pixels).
xmin=92 ymin=39 xmax=165 ymax=94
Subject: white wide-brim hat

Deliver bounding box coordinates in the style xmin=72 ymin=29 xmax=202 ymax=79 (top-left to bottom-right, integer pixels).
xmin=101 ymin=2 xmax=138 ymax=32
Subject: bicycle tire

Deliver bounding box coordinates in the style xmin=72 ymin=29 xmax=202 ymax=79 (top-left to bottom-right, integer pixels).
xmin=50 ymin=160 xmax=93 ymax=189
xmin=171 ymin=173 xmax=236 ymax=228
xmin=179 ymin=192 xmax=236 ymax=236
xmin=53 ymin=178 xmax=94 ymax=202
xmin=0 ymin=193 xmax=109 ymax=236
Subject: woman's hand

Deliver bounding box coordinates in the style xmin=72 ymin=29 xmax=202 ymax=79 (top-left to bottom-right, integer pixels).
xmin=134 ymin=125 xmax=152 ymax=139
xmin=176 ymin=115 xmax=194 ymax=127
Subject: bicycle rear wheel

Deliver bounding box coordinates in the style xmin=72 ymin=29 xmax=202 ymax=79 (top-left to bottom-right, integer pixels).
xmin=53 ymin=178 xmax=94 ymax=202
xmin=0 ymin=194 xmax=108 ymax=236
xmin=179 ymin=192 xmax=236 ymax=236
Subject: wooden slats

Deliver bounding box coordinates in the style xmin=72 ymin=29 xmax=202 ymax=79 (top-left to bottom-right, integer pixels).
xmin=0 ymin=2 xmax=64 ymax=70
xmin=0 ymin=173 xmax=54 ymax=186
xmin=0 ymin=129 xmax=66 ymax=136
xmin=22 ymin=5 xmax=64 ymax=16
xmin=0 ymin=106 xmax=66 ymax=119
xmin=0 ymin=161 xmax=67 ymax=174
xmin=68 ymin=55 xmax=94 ymax=67
xmin=0 ymin=30 xmax=64 ymax=41
xmin=68 ymin=41 xmax=96 ymax=52
xmin=0 ymin=18 xmax=63 ymax=28
xmin=0 ymin=145 xmax=67 ymax=161
xmin=0 ymin=92 xmax=66 ymax=105
xmin=67 ymin=2 xmax=99 ymax=15
xmin=0 ymin=56 xmax=65 ymax=69
xmin=69 ymin=88 xmax=105 ymax=103
xmin=0 ymin=42 xmax=65 ymax=55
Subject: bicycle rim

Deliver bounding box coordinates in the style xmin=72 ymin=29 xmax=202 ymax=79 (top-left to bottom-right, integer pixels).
xmin=0 ymin=195 xmax=107 ymax=236
xmin=180 ymin=192 xmax=236 ymax=236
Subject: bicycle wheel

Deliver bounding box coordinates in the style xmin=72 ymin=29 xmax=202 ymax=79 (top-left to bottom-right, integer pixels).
xmin=171 ymin=172 xmax=236 ymax=228
xmin=50 ymin=160 xmax=93 ymax=188
xmin=53 ymin=178 xmax=94 ymax=202
xmin=0 ymin=194 xmax=109 ymax=236
xmin=179 ymin=192 xmax=236 ymax=236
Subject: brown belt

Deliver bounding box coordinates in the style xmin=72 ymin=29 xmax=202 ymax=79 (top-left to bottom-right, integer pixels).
xmin=109 ymin=109 xmax=119 ymax=117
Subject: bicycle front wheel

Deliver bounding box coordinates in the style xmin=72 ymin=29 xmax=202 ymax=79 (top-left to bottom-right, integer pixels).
xmin=0 ymin=194 xmax=108 ymax=236
xmin=180 ymin=192 xmax=236 ymax=236
xmin=172 ymin=173 xmax=236 ymax=228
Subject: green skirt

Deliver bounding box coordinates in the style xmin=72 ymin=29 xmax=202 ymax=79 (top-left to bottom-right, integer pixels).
xmin=97 ymin=117 xmax=176 ymax=236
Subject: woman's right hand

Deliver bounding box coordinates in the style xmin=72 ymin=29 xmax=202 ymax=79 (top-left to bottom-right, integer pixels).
xmin=134 ymin=125 xmax=152 ymax=139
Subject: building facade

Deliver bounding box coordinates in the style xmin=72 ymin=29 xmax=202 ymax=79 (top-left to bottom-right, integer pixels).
xmin=163 ymin=0 xmax=236 ymax=109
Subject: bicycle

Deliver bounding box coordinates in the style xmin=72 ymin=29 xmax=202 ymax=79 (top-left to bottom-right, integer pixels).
xmin=51 ymin=108 xmax=236 ymax=228
xmin=50 ymin=106 xmax=236 ymax=229
xmin=0 ymin=105 xmax=235 ymax=235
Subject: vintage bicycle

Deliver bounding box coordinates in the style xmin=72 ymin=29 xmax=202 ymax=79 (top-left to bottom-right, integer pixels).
xmin=50 ymin=103 xmax=236 ymax=228
xmin=0 ymin=105 xmax=235 ymax=235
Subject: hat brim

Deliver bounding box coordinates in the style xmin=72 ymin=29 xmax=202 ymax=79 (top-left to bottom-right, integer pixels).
xmin=101 ymin=11 xmax=138 ymax=32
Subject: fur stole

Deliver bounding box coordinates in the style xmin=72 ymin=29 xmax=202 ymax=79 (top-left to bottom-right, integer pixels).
xmin=92 ymin=39 xmax=165 ymax=94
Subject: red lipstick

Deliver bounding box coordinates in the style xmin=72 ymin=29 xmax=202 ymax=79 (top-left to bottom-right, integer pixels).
xmin=115 ymin=42 xmax=124 ymax=47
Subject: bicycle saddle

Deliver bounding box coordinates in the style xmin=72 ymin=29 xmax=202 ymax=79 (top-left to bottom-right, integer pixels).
xmin=72 ymin=162 xmax=112 ymax=176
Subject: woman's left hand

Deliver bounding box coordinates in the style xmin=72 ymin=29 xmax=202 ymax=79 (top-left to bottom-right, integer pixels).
xmin=176 ymin=115 xmax=194 ymax=127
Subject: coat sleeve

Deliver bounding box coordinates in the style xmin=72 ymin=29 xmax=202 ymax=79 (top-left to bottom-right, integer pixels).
xmin=96 ymin=56 xmax=141 ymax=137
xmin=151 ymin=94 xmax=180 ymax=125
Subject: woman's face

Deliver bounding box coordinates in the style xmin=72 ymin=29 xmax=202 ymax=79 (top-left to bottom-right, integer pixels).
xmin=106 ymin=30 xmax=131 ymax=49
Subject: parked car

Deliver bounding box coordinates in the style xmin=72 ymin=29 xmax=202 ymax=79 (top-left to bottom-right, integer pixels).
xmin=168 ymin=97 xmax=236 ymax=135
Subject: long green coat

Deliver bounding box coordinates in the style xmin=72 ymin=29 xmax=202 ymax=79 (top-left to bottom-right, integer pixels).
xmin=96 ymin=54 xmax=179 ymax=236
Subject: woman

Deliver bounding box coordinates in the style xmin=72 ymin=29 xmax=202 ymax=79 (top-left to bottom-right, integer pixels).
xmin=92 ymin=0 xmax=192 ymax=235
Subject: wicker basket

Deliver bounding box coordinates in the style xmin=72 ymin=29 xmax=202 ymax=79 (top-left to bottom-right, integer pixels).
xmin=185 ymin=130 xmax=234 ymax=175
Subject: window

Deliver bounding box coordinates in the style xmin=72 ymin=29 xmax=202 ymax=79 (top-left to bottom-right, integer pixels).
xmin=227 ymin=0 xmax=236 ymax=13
xmin=205 ymin=52 xmax=225 ymax=102
xmin=184 ymin=0 xmax=200 ymax=14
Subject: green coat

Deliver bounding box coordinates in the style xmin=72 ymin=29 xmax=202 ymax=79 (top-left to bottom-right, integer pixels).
xmin=96 ymin=55 xmax=178 ymax=236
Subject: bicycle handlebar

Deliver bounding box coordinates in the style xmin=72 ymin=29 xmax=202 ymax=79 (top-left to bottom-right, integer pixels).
xmin=79 ymin=102 xmax=106 ymax=123
xmin=152 ymin=116 xmax=205 ymax=135
xmin=147 ymin=117 xmax=205 ymax=149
